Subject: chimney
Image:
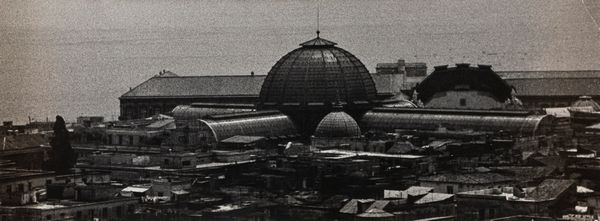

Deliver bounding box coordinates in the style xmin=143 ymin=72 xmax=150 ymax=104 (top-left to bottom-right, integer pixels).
xmin=397 ymin=59 xmax=406 ymax=75
xmin=356 ymin=200 xmax=370 ymax=214
xmin=2 ymin=121 xmax=12 ymax=128
xmin=251 ymin=71 xmax=255 ymax=76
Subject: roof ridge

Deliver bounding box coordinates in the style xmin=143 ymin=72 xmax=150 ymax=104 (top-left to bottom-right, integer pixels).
xmin=152 ymin=75 xmax=267 ymax=78
xmin=498 ymin=70 xmax=600 ymax=73
xmin=120 ymin=76 xmax=156 ymax=98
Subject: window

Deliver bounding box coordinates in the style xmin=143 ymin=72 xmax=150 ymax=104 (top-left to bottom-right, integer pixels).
xmin=102 ymin=208 xmax=108 ymax=218
xmin=157 ymin=192 xmax=164 ymax=197
xmin=5 ymin=185 xmax=11 ymax=193
xmin=59 ymin=213 xmax=65 ymax=218
xmin=45 ymin=215 xmax=52 ymax=220
xmin=129 ymin=136 xmax=134 ymax=146
xmin=76 ymin=211 xmax=82 ymax=219
xmin=446 ymin=185 xmax=454 ymax=194
xmin=18 ymin=184 xmax=24 ymax=192
xmin=116 ymin=206 xmax=123 ymax=216
xmin=28 ymin=182 xmax=32 ymax=191
xmin=163 ymin=159 xmax=170 ymax=165
xmin=182 ymin=161 xmax=191 ymax=166
xmin=46 ymin=179 xmax=52 ymax=185
xmin=479 ymin=208 xmax=485 ymax=220
xmin=460 ymin=98 xmax=466 ymax=106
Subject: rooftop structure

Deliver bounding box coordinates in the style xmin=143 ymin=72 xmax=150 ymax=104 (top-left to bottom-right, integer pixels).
xmin=197 ymin=110 xmax=299 ymax=147
xmin=314 ymin=109 xmax=361 ymax=138
xmin=416 ymin=64 xmax=512 ymax=105
xmin=361 ymin=107 xmax=554 ymax=137
xmin=257 ymin=35 xmax=377 ymax=111
xmin=571 ymin=96 xmax=600 ymax=112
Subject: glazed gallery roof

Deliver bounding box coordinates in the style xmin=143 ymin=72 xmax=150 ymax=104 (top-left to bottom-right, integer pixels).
xmin=361 ymin=107 xmax=554 ymax=137
xmin=258 ymin=35 xmax=378 ymax=109
xmin=199 ymin=110 xmax=299 ymax=142
xmin=416 ymin=64 xmax=512 ymax=103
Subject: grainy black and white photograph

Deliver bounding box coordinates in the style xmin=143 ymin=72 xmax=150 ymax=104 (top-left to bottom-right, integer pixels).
xmin=1 ymin=0 xmax=600 ymax=220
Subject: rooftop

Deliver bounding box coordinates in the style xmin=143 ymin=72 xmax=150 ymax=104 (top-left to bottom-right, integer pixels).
xmin=413 ymin=192 xmax=454 ymax=204
xmin=318 ymin=149 xmax=425 ymax=160
xmin=457 ymin=179 xmax=575 ymax=202
xmin=120 ymin=75 xmax=266 ymax=98
xmin=418 ymin=173 xmax=513 ymax=184
xmin=0 ymin=134 xmax=47 ymax=152
xmin=0 ymin=169 xmax=55 ymax=183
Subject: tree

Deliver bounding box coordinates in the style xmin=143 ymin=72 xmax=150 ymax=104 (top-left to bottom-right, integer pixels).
xmin=43 ymin=115 xmax=77 ymax=173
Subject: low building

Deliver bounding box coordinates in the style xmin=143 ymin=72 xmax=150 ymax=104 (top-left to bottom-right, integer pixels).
xmin=119 ymin=71 xmax=265 ymax=120
xmin=0 ymin=169 xmax=57 ymax=206
xmin=0 ymin=134 xmax=49 ymax=170
xmin=6 ymin=197 xmax=139 ymax=221
xmin=456 ymin=179 xmax=576 ymax=220
xmin=418 ymin=173 xmax=514 ymax=194
xmin=499 ymin=70 xmax=600 ymax=110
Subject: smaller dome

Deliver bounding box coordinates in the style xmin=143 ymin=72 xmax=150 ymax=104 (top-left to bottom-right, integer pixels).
xmin=572 ymin=96 xmax=600 ymax=112
xmin=314 ymin=109 xmax=361 ymax=138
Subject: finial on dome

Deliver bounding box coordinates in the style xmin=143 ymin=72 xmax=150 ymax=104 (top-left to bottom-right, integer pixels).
xmin=317 ymin=30 xmax=320 ymax=37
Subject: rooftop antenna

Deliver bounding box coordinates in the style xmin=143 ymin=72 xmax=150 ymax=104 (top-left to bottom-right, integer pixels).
xmin=316 ymin=0 xmax=320 ymax=37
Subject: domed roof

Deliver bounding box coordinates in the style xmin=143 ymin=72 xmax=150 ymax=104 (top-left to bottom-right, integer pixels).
xmin=415 ymin=64 xmax=512 ymax=103
xmin=572 ymin=96 xmax=600 ymax=111
xmin=258 ymin=34 xmax=377 ymax=110
xmin=314 ymin=108 xmax=361 ymax=138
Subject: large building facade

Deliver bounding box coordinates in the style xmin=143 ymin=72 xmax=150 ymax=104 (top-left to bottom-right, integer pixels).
xmin=116 ymin=34 xmax=560 ymax=150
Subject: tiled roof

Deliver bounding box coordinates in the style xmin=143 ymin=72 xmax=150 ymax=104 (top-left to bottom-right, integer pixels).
xmin=506 ymin=78 xmax=600 ymax=97
xmin=404 ymin=186 xmax=434 ymax=196
xmin=527 ymin=179 xmax=575 ymax=201
xmin=499 ymin=70 xmax=600 ymax=96
xmin=339 ymin=199 xmax=375 ymax=214
xmin=414 ymin=193 xmax=454 ymax=204
xmin=490 ymin=166 xmax=555 ymax=182
xmin=0 ymin=134 xmax=47 ymax=151
xmin=357 ymin=208 xmax=394 ymax=218
xmin=366 ymin=200 xmax=391 ymax=211
xmin=418 ymin=173 xmax=513 ymax=184
xmin=498 ymin=70 xmax=600 ymax=79
xmin=120 ymin=75 xmax=266 ymax=98
xmin=121 ymin=74 xmax=395 ymax=99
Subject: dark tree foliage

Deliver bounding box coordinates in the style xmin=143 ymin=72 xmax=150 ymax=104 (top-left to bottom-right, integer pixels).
xmin=43 ymin=115 xmax=77 ymax=173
